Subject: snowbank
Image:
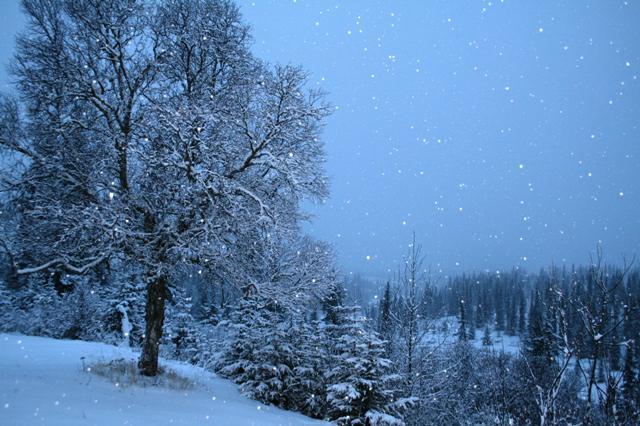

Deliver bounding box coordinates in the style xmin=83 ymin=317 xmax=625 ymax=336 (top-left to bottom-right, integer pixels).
xmin=0 ymin=334 xmax=327 ymax=426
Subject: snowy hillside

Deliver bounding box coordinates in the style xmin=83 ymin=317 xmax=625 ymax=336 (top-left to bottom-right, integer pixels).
xmin=0 ymin=334 xmax=328 ymax=426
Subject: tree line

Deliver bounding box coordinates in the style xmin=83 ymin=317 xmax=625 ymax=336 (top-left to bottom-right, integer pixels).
xmin=363 ymin=245 xmax=640 ymax=424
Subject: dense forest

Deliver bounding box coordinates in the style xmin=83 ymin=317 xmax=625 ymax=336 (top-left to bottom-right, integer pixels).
xmin=0 ymin=0 xmax=638 ymax=425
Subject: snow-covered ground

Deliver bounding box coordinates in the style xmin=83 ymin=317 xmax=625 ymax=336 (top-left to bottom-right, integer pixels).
xmin=471 ymin=330 xmax=521 ymax=355
xmin=0 ymin=333 xmax=327 ymax=426
xmin=421 ymin=316 xmax=522 ymax=355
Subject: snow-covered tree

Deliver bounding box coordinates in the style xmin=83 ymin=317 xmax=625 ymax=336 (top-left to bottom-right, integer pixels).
xmin=395 ymin=234 xmax=427 ymax=390
xmin=218 ymin=295 xmax=298 ymax=407
xmin=378 ymin=281 xmax=394 ymax=352
xmin=457 ymin=298 xmax=469 ymax=342
xmin=482 ymin=324 xmax=493 ymax=346
xmin=325 ymin=305 xmax=409 ymax=425
xmin=287 ymin=318 xmax=329 ymax=418
xmin=623 ymin=343 xmax=639 ymax=423
xmin=0 ymin=0 xmax=329 ymax=376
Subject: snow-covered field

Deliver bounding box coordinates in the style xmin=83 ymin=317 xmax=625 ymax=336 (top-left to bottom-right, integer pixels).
xmin=0 ymin=334 xmax=327 ymax=426
xmin=421 ymin=316 xmax=522 ymax=355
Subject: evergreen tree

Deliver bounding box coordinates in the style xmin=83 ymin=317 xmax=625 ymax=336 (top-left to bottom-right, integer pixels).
xmin=164 ymin=286 xmax=199 ymax=364
xmin=0 ymin=283 xmax=16 ymax=332
xmin=324 ymin=282 xmax=346 ymax=325
xmin=525 ymin=290 xmax=558 ymax=387
xmin=623 ymin=344 xmax=638 ymax=422
xmin=218 ymin=295 xmax=297 ymax=409
xmin=325 ymin=306 xmax=409 ymax=425
xmin=378 ymin=281 xmax=394 ymax=354
xmin=482 ymin=325 xmax=493 ymax=347
xmin=468 ymin=305 xmax=477 ymax=340
xmin=102 ymin=268 xmax=146 ymax=347
xmin=288 ymin=319 xmax=329 ymax=419
xmin=506 ymin=296 xmax=517 ymax=336
xmin=458 ymin=299 xmax=468 ymax=342
xmin=495 ymin=284 xmax=506 ymax=332
xmin=518 ymin=291 xmax=527 ymax=335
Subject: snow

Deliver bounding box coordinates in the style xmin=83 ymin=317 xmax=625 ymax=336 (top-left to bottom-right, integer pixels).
xmin=421 ymin=316 xmax=522 ymax=355
xmin=115 ymin=303 xmax=132 ymax=347
xmin=471 ymin=330 xmax=521 ymax=355
xmin=0 ymin=333 xmax=328 ymax=426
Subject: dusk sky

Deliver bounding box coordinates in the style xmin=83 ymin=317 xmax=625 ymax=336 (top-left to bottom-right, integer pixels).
xmin=1 ymin=1 xmax=639 ymax=279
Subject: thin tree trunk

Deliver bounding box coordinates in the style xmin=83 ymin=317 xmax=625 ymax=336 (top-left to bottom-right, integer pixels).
xmin=138 ymin=274 xmax=168 ymax=376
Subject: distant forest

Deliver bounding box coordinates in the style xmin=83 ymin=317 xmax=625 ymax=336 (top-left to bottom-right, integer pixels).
xmin=2 ymin=241 xmax=639 ymax=424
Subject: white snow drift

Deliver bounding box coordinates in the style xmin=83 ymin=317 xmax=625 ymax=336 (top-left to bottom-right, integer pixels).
xmin=0 ymin=333 xmax=327 ymax=426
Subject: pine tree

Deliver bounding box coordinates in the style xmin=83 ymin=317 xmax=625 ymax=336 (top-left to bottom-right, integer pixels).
xmin=288 ymin=319 xmax=329 ymax=419
xmin=518 ymin=292 xmax=527 ymax=335
xmin=495 ymin=284 xmax=506 ymax=332
xmin=325 ymin=307 xmax=408 ymax=425
xmin=622 ymin=344 xmax=638 ymax=422
xmin=324 ymin=282 xmax=346 ymax=325
xmin=378 ymin=281 xmax=393 ymax=342
xmin=377 ymin=281 xmax=394 ymax=359
xmin=458 ymin=299 xmax=468 ymax=342
xmin=506 ymin=296 xmax=517 ymax=336
xmin=524 ymin=290 xmax=559 ymax=393
xmin=102 ymin=268 xmax=146 ymax=347
xmin=218 ymin=295 xmax=297 ymax=408
xmin=482 ymin=325 xmax=493 ymax=346
xmin=0 ymin=282 xmax=18 ymax=333
xmin=164 ymin=286 xmax=199 ymax=364
xmin=468 ymin=305 xmax=477 ymax=340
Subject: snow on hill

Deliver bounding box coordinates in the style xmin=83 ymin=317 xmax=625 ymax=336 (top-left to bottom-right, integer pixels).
xmin=0 ymin=334 xmax=328 ymax=426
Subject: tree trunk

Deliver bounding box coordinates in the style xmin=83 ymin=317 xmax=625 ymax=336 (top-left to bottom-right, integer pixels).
xmin=138 ymin=275 xmax=168 ymax=376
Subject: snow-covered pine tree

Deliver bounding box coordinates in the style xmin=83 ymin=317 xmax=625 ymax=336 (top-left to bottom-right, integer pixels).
xmin=323 ymin=281 xmax=347 ymax=326
xmin=11 ymin=275 xmax=70 ymax=337
xmin=61 ymin=280 xmax=100 ymax=340
xmin=525 ymin=290 xmax=558 ymax=380
xmin=457 ymin=298 xmax=468 ymax=342
xmin=518 ymin=289 xmax=527 ymax=335
xmin=325 ymin=305 xmax=409 ymax=425
xmin=288 ymin=318 xmax=329 ymax=418
xmin=218 ymin=295 xmax=298 ymax=408
xmin=163 ymin=284 xmax=200 ymax=364
xmin=100 ymin=268 xmax=146 ymax=347
xmin=378 ymin=281 xmax=394 ymax=353
xmin=482 ymin=324 xmax=493 ymax=346
xmin=0 ymin=281 xmax=17 ymax=333
xmin=622 ymin=343 xmax=638 ymax=423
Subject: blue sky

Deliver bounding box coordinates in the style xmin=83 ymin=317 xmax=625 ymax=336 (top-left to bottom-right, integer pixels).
xmin=1 ymin=1 xmax=639 ymax=278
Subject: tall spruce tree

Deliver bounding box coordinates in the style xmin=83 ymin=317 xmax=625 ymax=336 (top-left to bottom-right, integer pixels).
xmin=378 ymin=281 xmax=394 ymax=352
xmin=458 ymin=298 xmax=468 ymax=342
xmin=325 ymin=305 xmax=409 ymax=425
xmin=623 ymin=344 xmax=638 ymax=422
